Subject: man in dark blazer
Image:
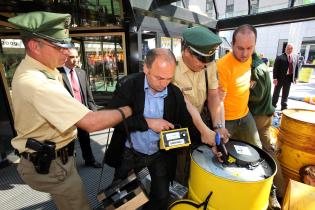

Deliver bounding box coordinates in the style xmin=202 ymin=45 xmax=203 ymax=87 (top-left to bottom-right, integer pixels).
xmin=105 ymin=48 xmax=201 ymax=210
xmin=58 ymin=48 xmax=101 ymax=168
xmin=272 ymin=43 xmax=299 ymax=111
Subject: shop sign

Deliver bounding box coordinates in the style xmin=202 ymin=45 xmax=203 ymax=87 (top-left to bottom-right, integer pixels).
xmin=1 ymin=39 xmax=24 ymax=48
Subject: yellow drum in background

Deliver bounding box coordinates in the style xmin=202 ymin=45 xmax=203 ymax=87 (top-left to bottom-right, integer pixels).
xmin=282 ymin=179 xmax=315 ymax=210
xmin=277 ymin=109 xmax=315 ymax=182
xmin=298 ymin=67 xmax=313 ymax=83
xmin=188 ymin=142 xmax=276 ymax=210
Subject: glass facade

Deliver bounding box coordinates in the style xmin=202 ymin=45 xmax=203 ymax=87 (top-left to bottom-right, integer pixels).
xmin=0 ymin=39 xmax=25 ymax=91
xmin=0 ymin=0 xmax=127 ymax=108
xmin=0 ymin=0 xmax=123 ymax=29
xmin=301 ymin=44 xmax=315 ymax=64
xmin=0 ymin=36 xmax=126 ymax=93
xmin=0 ymin=64 xmax=15 ymax=155
xmin=161 ymin=37 xmax=182 ymax=58
xmin=170 ymin=0 xmax=315 ymax=20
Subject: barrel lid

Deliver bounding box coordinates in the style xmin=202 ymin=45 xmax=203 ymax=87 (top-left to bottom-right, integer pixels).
xmin=191 ymin=142 xmax=274 ymax=182
xmin=225 ymin=140 xmax=260 ymax=167
xmin=282 ymin=109 xmax=315 ymax=124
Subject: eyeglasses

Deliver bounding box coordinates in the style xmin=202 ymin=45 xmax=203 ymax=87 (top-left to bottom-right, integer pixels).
xmin=35 ymin=39 xmax=68 ymax=52
xmin=188 ymin=47 xmax=216 ymax=64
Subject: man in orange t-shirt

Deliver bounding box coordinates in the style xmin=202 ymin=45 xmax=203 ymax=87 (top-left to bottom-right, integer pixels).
xmin=217 ymin=25 xmax=261 ymax=148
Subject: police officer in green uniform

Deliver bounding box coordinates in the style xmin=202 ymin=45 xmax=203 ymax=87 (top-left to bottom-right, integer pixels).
xmin=9 ymin=11 xmax=132 ymax=210
xmin=172 ymin=26 xmax=230 ymax=185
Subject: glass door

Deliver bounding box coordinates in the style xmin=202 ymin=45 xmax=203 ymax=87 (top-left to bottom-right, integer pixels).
xmin=71 ymin=33 xmax=127 ymax=107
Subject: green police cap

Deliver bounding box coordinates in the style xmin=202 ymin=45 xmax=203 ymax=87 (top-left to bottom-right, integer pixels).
xmin=8 ymin=11 xmax=74 ymax=48
xmin=183 ymin=26 xmax=222 ymax=57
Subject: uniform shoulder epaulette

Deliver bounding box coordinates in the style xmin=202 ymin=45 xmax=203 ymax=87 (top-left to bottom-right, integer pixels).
xmin=39 ymin=70 xmax=56 ymax=80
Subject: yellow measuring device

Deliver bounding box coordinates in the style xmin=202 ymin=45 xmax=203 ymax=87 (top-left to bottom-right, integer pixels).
xmin=160 ymin=128 xmax=191 ymax=150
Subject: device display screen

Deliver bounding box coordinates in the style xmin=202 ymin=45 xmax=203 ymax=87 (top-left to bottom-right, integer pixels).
xmin=165 ymin=132 xmax=180 ymax=140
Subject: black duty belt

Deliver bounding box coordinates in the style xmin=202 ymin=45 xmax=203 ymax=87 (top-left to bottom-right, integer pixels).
xmin=21 ymin=141 xmax=75 ymax=164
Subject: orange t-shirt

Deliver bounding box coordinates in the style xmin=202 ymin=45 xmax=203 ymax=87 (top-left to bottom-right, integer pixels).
xmin=217 ymin=52 xmax=252 ymax=120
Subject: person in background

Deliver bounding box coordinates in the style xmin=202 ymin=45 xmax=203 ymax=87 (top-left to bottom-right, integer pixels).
xmin=9 ymin=11 xmax=131 ymax=210
xmin=105 ymin=48 xmax=200 ymax=210
xmin=272 ymin=43 xmax=299 ymax=111
xmin=249 ymin=52 xmax=283 ymax=210
xmin=58 ymin=48 xmax=102 ymax=168
xmin=259 ymin=53 xmax=269 ymax=66
xmin=299 ymin=165 xmax=315 ymax=187
xmin=297 ymin=52 xmax=305 ymax=71
xmin=217 ymin=24 xmax=261 ymax=148
xmin=76 ymin=55 xmax=83 ymax=69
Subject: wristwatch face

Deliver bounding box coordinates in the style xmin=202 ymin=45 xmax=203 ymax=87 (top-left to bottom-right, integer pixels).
xmin=214 ymin=124 xmax=223 ymax=129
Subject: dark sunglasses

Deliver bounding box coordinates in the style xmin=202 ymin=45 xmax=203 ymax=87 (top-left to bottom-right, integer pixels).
xmin=188 ymin=47 xmax=215 ymax=63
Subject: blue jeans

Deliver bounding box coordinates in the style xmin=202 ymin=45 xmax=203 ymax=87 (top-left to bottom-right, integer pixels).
xmin=225 ymin=112 xmax=262 ymax=148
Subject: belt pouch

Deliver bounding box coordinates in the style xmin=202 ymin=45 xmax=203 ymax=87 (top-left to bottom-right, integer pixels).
xmin=32 ymin=152 xmax=52 ymax=174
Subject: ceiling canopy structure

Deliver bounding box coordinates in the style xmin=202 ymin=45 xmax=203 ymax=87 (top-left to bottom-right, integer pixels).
xmin=130 ymin=0 xmax=315 ymax=31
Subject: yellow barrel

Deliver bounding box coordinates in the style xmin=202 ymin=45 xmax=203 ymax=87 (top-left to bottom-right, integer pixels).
xmin=304 ymin=96 xmax=315 ymax=105
xmin=298 ymin=68 xmax=313 ymax=83
xmin=188 ymin=143 xmax=276 ymax=210
xmin=277 ymin=109 xmax=315 ymax=182
xmin=282 ymin=179 xmax=315 ymax=210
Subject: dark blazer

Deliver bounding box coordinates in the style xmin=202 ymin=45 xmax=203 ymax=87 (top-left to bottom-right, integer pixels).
xmin=105 ymin=72 xmax=200 ymax=180
xmin=273 ymin=53 xmax=299 ymax=82
xmin=58 ymin=67 xmax=97 ymax=111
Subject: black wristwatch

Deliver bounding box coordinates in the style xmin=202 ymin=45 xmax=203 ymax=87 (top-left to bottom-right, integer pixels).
xmin=213 ymin=123 xmax=223 ymax=130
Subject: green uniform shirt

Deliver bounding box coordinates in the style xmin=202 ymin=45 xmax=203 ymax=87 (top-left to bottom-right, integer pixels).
xmin=248 ymin=53 xmax=275 ymax=116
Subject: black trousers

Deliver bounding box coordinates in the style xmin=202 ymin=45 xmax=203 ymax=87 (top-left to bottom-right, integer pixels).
xmin=77 ymin=128 xmax=95 ymax=163
xmin=114 ymin=148 xmax=170 ymax=210
xmin=272 ymin=74 xmax=293 ymax=110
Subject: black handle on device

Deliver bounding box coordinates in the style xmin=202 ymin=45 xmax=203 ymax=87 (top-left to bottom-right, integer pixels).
xmin=215 ymin=133 xmax=229 ymax=164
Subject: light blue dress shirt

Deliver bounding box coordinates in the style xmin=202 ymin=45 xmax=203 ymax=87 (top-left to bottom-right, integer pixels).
xmin=125 ymin=76 xmax=168 ymax=155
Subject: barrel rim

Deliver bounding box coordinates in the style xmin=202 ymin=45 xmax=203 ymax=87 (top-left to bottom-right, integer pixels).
xmin=282 ymin=109 xmax=315 ymax=125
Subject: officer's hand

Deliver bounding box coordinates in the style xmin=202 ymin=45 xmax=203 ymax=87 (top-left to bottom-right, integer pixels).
xmin=200 ymin=127 xmax=216 ymax=146
xmin=211 ymin=146 xmax=223 ymax=163
xmin=145 ymin=118 xmax=174 ymax=133
xmin=215 ymin=127 xmax=230 ymax=143
xmin=273 ymin=79 xmax=278 ymax=86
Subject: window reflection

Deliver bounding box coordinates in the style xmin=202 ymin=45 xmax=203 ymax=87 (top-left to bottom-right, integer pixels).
xmin=142 ymin=31 xmax=156 ymax=61
xmin=78 ymin=0 xmax=122 ymax=27
xmin=0 ymin=35 xmax=126 ymax=96
xmin=295 ymin=0 xmax=315 ymax=7
xmin=0 ymin=39 xmax=25 ymax=90
xmin=171 ymin=0 xmax=304 ymax=19
xmin=161 ymin=37 xmax=182 ymax=58
xmin=82 ymin=36 xmax=125 ymax=93
xmin=0 ymin=0 xmax=123 ymax=29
